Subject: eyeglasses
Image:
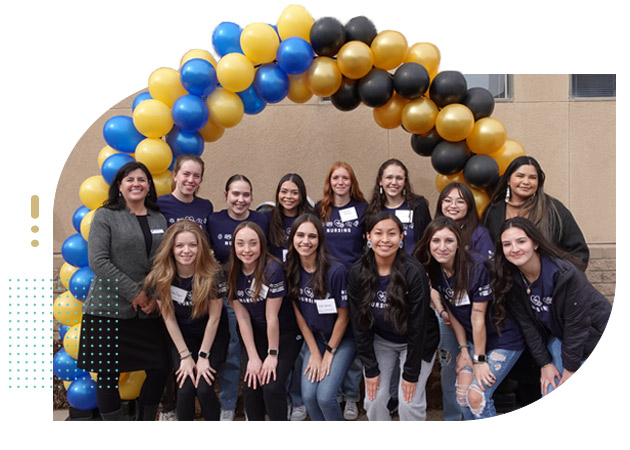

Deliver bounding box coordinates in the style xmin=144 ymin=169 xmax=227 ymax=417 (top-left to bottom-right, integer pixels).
xmin=442 ymin=198 xmax=467 ymax=206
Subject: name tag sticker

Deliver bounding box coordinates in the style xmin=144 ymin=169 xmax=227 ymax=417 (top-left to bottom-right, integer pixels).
xmin=150 ymin=228 xmax=165 ymax=234
xmin=251 ymin=280 xmax=270 ymax=299
xmin=457 ymin=292 xmax=471 ymax=306
xmin=170 ymin=286 xmax=188 ymax=305
xmin=395 ymin=209 xmax=413 ymax=224
xmin=282 ymin=249 xmax=288 ymax=263
xmin=315 ymin=298 xmax=337 ymax=314
xmin=339 ymin=207 xmax=358 ymax=222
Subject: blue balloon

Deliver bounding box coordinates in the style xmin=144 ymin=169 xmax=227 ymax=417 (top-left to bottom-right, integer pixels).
xmin=277 ymin=37 xmax=314 ymax=75
xmin=237 ymin=84 xmax=267 ymax=115
xmin=132 ymin=91 xmax=153 ymax=111
xmin=254 ymin=64 xmax=290 ymax=104
xmin=67 ymin=377 xmax=98 ymax=411
xmin=172 ymin=94 xmax=210 ymax=132
xmin=69 ymin=266 xmax=95 ymax=301
xmin=101 ymin=152 xmax=135 ymax=185
xmin=61 ymin=233 xmax=89 ymax=268
xmin=53 ymin=348 xmax=90 ymax=381
xmin=212 ymin=22 xmax=243 ymax=57
xmin=103 ymin=115 xmax=145 ymax=153
xmin=166 ymin=127 xmax=204 ymax=157
xmin=58 ymin=324 xmax=71 ymax=341
xmin=72 ymin=205 xmax=90 ymax=233
xmin=180 ymin=59 xmax=218 ymax=97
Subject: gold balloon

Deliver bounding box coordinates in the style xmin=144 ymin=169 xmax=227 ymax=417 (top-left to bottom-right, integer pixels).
xmin=435 ymin=104 xmax=475 ymax=142
xmin=466 ymin=118 xmax=507 ymax=155
xmin=435 ymin=171 xmax=466 ymax=192
xmin=206 ymin=87 xmax=245 ymax=128
xmin=401 ymin=97 xmax=438 ymax=135
xmin=216 ymin=53 xmax=255 ymax=93
xmin=79 ymin=175 xmax=109 ymax=210
xmin=374 ymin=94 xmax=409 ymax=129
xmin=59 ymin=262 xmax=79 ymax=289
xmin=148 ymin=67 xmax=187 ymax=108
xmin=180 ymin=49 xmax=217 ymax=68
xmin=63 ymin=323 xmax=82 ymax=359
xmin=287 ymin=73 xmax=313 ymax=103
xmin=119 ymin=371 xmax=147 ymax=401
xmin=53 ymin=290 xmax=83 ymax=326
xmin=198 ymin=116 xmax=225 ymax=142
xmin=152 ymin=170 xmax=173 ymax=197
xmin=337 ymin=41 xmax=373 ymax=80
xmin=306 ymin=56 xmax=342 ymax=97
xmin=132 ymin=98 xmax=174 ymax=139
xmin=371 ymin=30 xmax=408 ymax=71
xmin=277 ymin=4 xmax=314 ymax=42
xmin=80 ymin=209 xmax=96 ymax=241
xmin=488 ymin=139 xmax=526 ymax=175
xmin=241 ymin=23 xmax=280 ymax=64
xmin=406 ymin=42 xmax=441 ymax=79
xmin=97 ymin=145 xmax=121 ymax=169
xmin=135 ymin=138 xmax=173 ymax=175
xmin=470 ymin=186 xmax=491 ymax=219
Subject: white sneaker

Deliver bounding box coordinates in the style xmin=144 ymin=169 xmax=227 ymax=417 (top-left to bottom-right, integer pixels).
xmin=158 ymin=410 xmax=177 ymax=421
xmin=290 ymin=405 xmax=307 ymax=421
xmin=220 ymin=409 xmax=235 ymax=421
xmin=343 ymin=401 xmax=359 ymax=421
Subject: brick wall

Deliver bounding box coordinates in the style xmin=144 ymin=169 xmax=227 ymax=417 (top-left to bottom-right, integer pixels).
xmin=585 ymin=244 xmax=616 ymax=304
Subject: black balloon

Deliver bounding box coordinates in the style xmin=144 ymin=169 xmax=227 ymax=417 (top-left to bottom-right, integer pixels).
xmin=431 ymin=141 xmax=470 ymax=175
xmin=358 ymin=68 xmax=394 ymax=108
xmin=331 ymin=77 xmax=361 ymax=111
xmin=462 ymin=87 xmax=495 ymax=121
xmin=463 ymin=154 xmax=499 ymax=188
xmin=411 ymin=128 xmax=443 ymax=157
xmin=310 ymin=17 xmax=346 ymax=57
xmin=429 ymin=71 xmax=468 ymax=109
xmin=344 ymin=16 xmax=377 ymax=46
xmin=394 ymin=63 xmax=430 ymax=100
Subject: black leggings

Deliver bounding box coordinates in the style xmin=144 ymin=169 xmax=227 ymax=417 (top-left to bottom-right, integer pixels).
xmin=96 ymin=367 xmax=169 ymax=414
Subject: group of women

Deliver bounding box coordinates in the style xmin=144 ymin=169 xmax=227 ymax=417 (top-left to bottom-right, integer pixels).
xmin=76 ymin=153 xmax=611 ymax=421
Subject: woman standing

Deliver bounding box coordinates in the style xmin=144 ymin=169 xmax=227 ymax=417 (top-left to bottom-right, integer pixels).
xmin=227 ymin=222 xmax=302 ymax=420
xmin=77 ymin=161 xmax=169 ymax=421
xmin=348 ymin=212 xmax=438 ymax=421
xmin=285 ymin=214 xmax=356 ymax=420
xmin=492 ymin=217 xmax=611 ymax=396
xmin=416 ymin=217 xmax=524 ymax=419
xmin=144 ymin=220 xmax=230 ymax=420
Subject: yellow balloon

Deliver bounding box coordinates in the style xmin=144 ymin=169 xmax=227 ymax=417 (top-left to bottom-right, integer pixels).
xmin=406 ymin=42 xmax=441 ymax=79
xmin=148 ymin=67 xmax=187 ymax=108
xmin=488 ymin=139 xmax=526 ymax=175
xmin=63 ymin=323 xmax=82 ymax=359
xmin=306 ymin=56 xmax=342 ymax=97
xmin=180 ymin=49 xmax=217 ymax=68
xmin=287 ymin=73 xmax=313 ymax=103
xmin=53 ymin=290 xmax=83 ymax=326
xmin=435 ymin=171 xmax=466 ymax=192
xmin=135 ymin=138 xmax=173 ymax=175
xmin=401 ymin=97 xmax=439 ymax=135
xmin=119 ymin=371 xmax=147 ymax=401
xmin=97 ymin=146 xmax=121 ymax=169
xmin=470 ymin=186 xmax=491 ymax=219
xmin=374 ymin=94 xmax=409 ymax=129
xmin=206 ymin=87 xmax=245 ymax=128
xmin=241 ymin=23 xmax=280 ymax=64
xmin=79 ymin=175 xmax=109 ymax=210
xmin=216 ymin=53 xmax=255 ymax=93
xmin=435 ymin=104 xmax=475 ymax=142
xmin=132 ymin=99 xmax=174 ymax=139
xmin=59 ymin=262 xmax=79 ymax=289
xmin=152 ymin=170 xmax=173 ymax=197
xmin=80 ymin=209 xmax=96 ymax=241
xmin=466 ymin=118 xmax=507 ymax=155
xmin=277 ymin=4 xmax=314 ymax=42
xmin=198 ymin=116 xmax=225 ymax=142
xmin=63 ymin=380 xmax=72 ymax=390
xmin=371 ymin=30 xmax=408 ymax=71
xmin=337 ymin=41 xmax=373 ymax=79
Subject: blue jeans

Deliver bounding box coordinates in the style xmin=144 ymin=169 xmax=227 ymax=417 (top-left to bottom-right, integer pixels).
xmin=436 ymin=311 xmax=463 ymax=421
xmin=302 ymin=334 xmax=356 ymax=421
xmin=338 ymin=357 xmax=362 ymax=403
xmin=459 ymin=343 xmax=522 ymax=420
xmin=218 ymin=298 xmax=241 ymax=411
xmin=286 ymin=343 xmax=307 ymax=407
xmin=544 ymin=336 xmax=584 ymax=395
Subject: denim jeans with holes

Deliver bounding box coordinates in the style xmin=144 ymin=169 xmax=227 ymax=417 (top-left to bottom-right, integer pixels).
xmin=544 ymin=336 xmax=584 ymax=396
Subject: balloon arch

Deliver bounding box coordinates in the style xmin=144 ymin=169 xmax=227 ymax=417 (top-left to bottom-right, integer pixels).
xmin=53 ymin=4 xmax=527 ymax=411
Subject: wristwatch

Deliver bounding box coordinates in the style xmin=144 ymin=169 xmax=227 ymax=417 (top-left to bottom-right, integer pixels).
xmin=325 ymin=344 xmax=336 ymax=354
xmin=198 ymin=351 xmax=210 ymax=360
xmin=267 ymin=348 xmax=278 ymax=356
xmin=473 ymin=354 xmax=487 ymax=364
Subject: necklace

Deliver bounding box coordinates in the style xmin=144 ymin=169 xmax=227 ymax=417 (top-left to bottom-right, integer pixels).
xmin=440 ymin=268 xmax=454 ymax=300
xmin=519 ymin=271 xmax=533 ymax=295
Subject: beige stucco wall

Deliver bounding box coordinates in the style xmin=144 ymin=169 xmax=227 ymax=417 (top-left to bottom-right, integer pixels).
xmin=53 ymin=74 xmax=616 ymax=261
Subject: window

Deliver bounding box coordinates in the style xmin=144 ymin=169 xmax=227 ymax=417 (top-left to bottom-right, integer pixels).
xmin=570 ymin=74 xmax=616 ymax=99
xmin=464 ymin=74 xmax=513 ymax=101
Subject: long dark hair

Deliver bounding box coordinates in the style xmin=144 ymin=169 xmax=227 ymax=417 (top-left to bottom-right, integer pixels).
xmin=285 ymin=214 xmax=330 ymax=299
xmin=227 ymin=221 xmax=270 ymax=302
xmin=414 ymin=216 xmax=471 ymax=306
xmin=354 ymin=211 xmax=409 ymax=334
xmin=269 ymin=173 xmax=314 ymax=249
xmin=103 ymin=161 xmax=159 ymax=211
xmin=491 ymin=217 xmax=574 ymax=329
xmin=434 ymin=182 xmax=480 ymax=252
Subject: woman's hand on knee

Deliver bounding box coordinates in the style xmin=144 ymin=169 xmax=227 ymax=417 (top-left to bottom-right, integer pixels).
xmin=176 ymin=356 xmax=197 ymax=389
xmin=401 ymin=379 xmax=418 ymax=403
xmin=304 ymin=352 xmax=322 ymax=383
xmin=473 ymin=363 xmax=495 ymax=391
xmin=365 ymin=375 xmax=380 ymax=401
xmin=195 ymin=357 xmax=216 ymax=387
xmin=540 ymin=363 xmax=561 ymax=396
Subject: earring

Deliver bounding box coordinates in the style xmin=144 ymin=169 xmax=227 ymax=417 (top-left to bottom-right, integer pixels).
xmin=367 ymin=241 xmax=372 ymax=249
xmin=379 ymin=186 xmax=383 ymax=195
xmin=504 ymin=185 xmax=511 ymax=203
xmin=118 ymin=191 xmax=122 ymax=197
xmin=399 ymin=241 xmax=404 ymax=249
xmin=403 ymin=188 xmax=406 ymax=196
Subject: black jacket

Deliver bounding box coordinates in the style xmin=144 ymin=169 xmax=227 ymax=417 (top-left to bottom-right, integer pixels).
xmin=410 ymin=197 xmax=432 ymax=243
xmin=347 ymin=257 xmax=439 ymax=383
xmin=507 ymin=257 xmax=611 ymax=372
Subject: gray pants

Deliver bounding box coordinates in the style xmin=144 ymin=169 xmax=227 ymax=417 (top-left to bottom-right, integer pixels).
xmin=364 ymin=334 xmax=435 ymax=421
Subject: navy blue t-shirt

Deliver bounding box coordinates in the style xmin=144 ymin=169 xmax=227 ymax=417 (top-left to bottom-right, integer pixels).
xmin=369 ymin=275 xmax=406 ymax=344
xmin=316 ymin=199 xmax=367 ymax=268
xmin=206 ymin=209 xmax=269 ymax=265
xmin=170 ymin=274 xmax=227 ymax=336
xmin=468 ymin=225 xmax=494 ymax=260
xmin=266 ymin=212 xmax=297 ymax=263
xmin=383 ymin=202 xmax=416 ymax=255
xmin=527 ymin=255 xmax=562 ymax=339
xmin=157 ymin=194 xmax=213 ymax=230
xmin=293 ymin=261 xmax=349 ymax=338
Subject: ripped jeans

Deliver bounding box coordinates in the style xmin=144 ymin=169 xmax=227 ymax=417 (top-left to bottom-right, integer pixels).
xmin=457 ymin=344 xmax=522 ymax=420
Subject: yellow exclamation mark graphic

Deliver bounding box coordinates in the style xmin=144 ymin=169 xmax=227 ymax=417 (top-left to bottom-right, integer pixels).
xmin=31 ymin=195 xmax=39 ymax=247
